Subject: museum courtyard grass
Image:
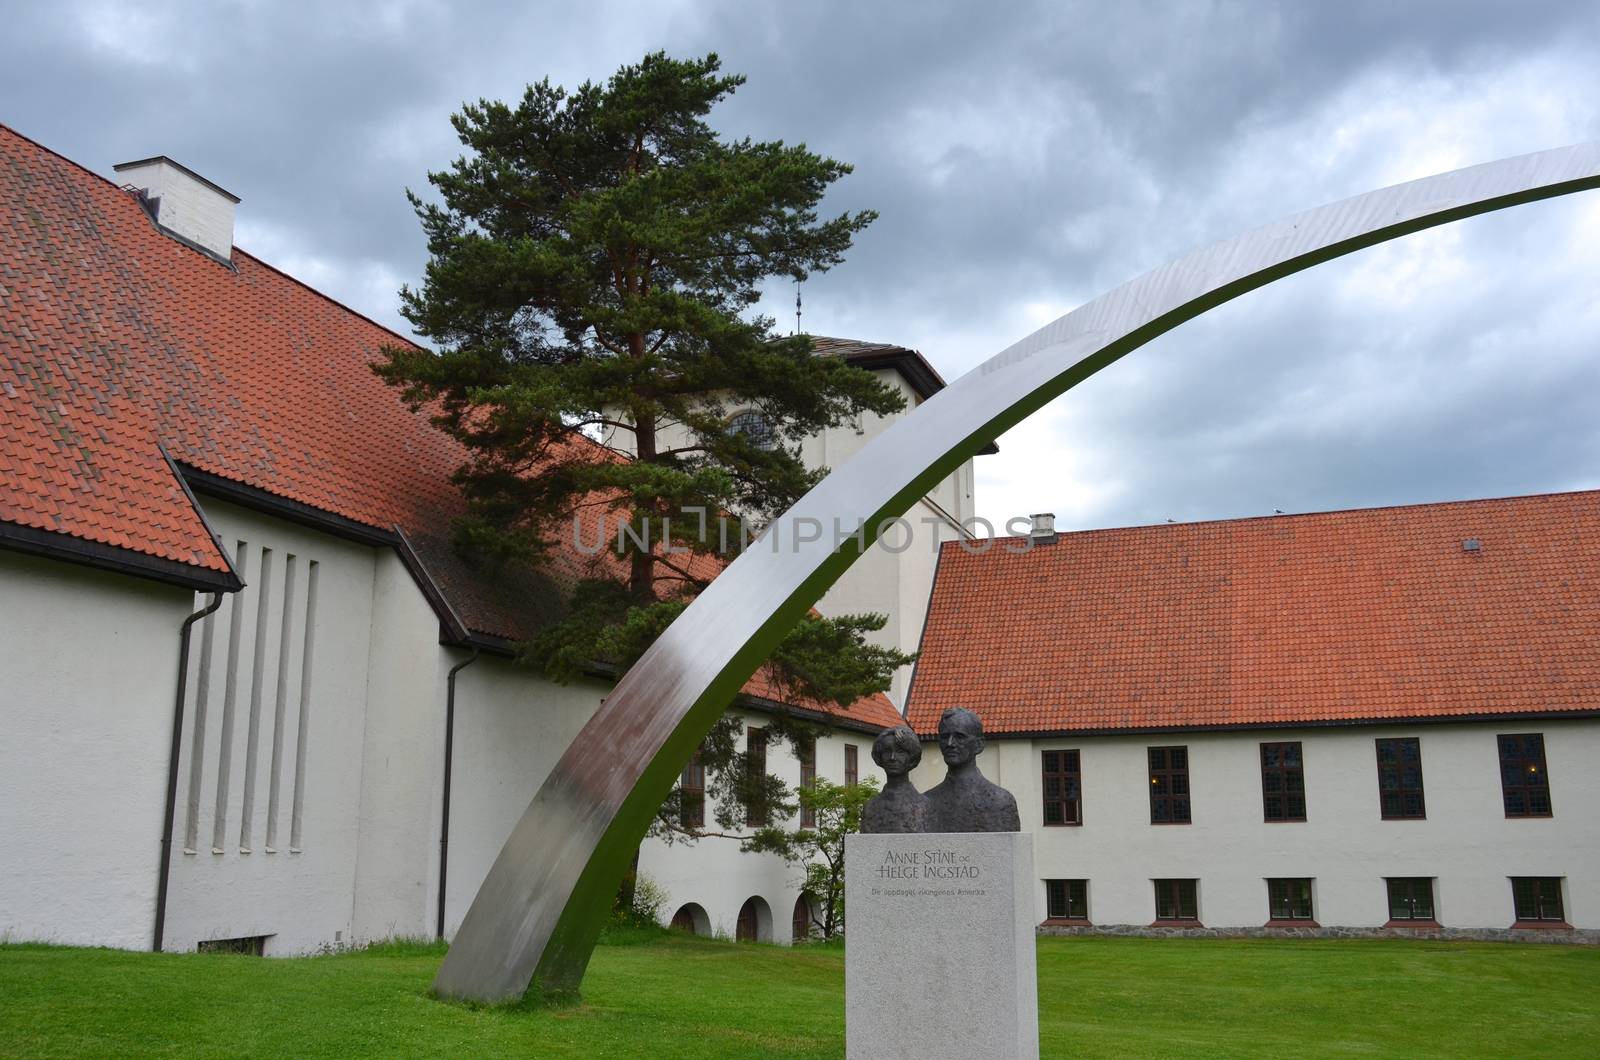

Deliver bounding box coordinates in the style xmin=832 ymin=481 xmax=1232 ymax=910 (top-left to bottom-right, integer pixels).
xmin=3 ymin=933 xmax=1598 ymax=1057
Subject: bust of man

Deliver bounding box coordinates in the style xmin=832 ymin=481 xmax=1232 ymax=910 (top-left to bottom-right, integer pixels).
xmin=924 ymin=707 xmax=1020 ymax=832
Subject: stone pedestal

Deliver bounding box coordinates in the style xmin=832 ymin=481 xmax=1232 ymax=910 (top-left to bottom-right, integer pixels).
xmin=844 ymin=832 xmax=1039 ymax=1059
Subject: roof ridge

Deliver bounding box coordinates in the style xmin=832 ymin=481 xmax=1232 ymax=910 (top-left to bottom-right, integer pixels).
xmin=945 ymin=486 xmax=1600 ymax=550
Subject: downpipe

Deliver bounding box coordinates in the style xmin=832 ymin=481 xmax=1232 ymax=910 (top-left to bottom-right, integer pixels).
xmin=154 ymin=591 xmax=225 ymax=951
xmin=437 ymin=648 xmax=480 ymax=939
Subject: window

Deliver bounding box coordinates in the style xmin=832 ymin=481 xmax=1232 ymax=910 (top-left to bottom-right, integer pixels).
xmin=1511 ymin=877 xmax=1565 ymax=923
xmin=1045 ymin=879 xmax=1088 ymax=921
xmin=679 ymin=748 xmax=705 ymax=829
xmin=728 ymin=409 xmax=777 ymax=450
xmin=1375 ymin=738 xmax=1426 ymax=819
xmin=844 ymin=743 xmax=859 ymax=787
xmin=1386 ymin=878 xmax=1435 ymax=922
xmin=1148 ymin=746 xmax=1190 ymax=824
xmin=197 ymin=935 xmax=267 ymax=956
xmin=1041 ymin=750 xmax=1082 ymax=826
xmin=798 ymin=738 xmax=817 ymax=828
xmin=1153 ymin=879 xmax=1198 ymax=922
xmin=745 ymin=727 xmax=768 ymax=827
xmin=1267 ymin=878 xmax=1314 ymax=922
xmin=1498 ymin=734 xmax=1552 ymax=817
xmin=1260 ymin=741 xmax=1306 ymax=822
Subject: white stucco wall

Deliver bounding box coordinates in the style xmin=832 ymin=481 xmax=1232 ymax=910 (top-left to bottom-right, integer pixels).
xmin=0 ymin=551 xmax=195 ymax=948
xmin=908 ymin=720 xmax=1600 ymax=930
xmin=440 ymin=664 xmax=609 ymax=937
xmin=162 ymin=501 xmax=383 ymax=954
xmin=638 ymin=713 xmax=886 ymax=943
xmin=347 ymin=549 xmax=452 ymax=944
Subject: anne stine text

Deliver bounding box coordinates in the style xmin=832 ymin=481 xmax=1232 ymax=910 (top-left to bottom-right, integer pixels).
xmin=875 ymin=848 xmax=981 ymax=880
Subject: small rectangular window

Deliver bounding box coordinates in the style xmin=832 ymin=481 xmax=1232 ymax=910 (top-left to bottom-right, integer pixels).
xmin=798 ymin=738 xmax=817 ymax=829
xmin=1041 ymin=749 xmax=1082 ymax=826
xmin=1260 ymin=741 xmax=1306 ymax=822
xmin=1267 ymin=878 xmax=1314 ymax=921
xmin=1511 ymin=877 xmax=1564 ymax=923
xmin=1375 ymin=738 xmax=1426 ymax=819
xmin=844 ymin=743 xmax=859 ymax=787
xmin=197 ymin=935 xmax=267 ymax=956
xmin=1386 ymin=877 xmax=1435 ymax=921
xmin=1498 ymin=734 xmax=1552 ymax=818
xmin=1153 ymin=878 xmax=1198 ymax=922
xmin=1045 ymin=879 xmax=1088 ymax=921
xmin=745 ymin=727 xmax=768 ymax=827
xmin=1148 ymin=746 xmax=1191 ymax=824
xmin=679 ymin=748 xmax=705 ymax=829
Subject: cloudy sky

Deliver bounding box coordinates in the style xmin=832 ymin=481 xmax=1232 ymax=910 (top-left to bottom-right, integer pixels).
xmin=6 ymin=0 xmax=1599 ymax=532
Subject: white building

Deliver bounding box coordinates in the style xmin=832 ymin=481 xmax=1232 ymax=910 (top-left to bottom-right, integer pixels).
xmin=906 ymin=498 xmax=1600 ymax=938
xmin=0 ymin=125 xmax=902 ymax=954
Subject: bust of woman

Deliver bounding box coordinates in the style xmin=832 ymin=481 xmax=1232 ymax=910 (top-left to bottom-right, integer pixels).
xmin=860 ymin=725 xmax=931 ymax=834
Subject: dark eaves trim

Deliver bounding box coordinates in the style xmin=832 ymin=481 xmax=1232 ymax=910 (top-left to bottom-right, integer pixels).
xmin=391 ymin=524 xmax=472 ymax=644
xmin=908 ymin=709 xmax=1600 ymax=741
xmin=0 ymin=520 xmax=242 ymax=592
xmin=179 ymin=465 xmax=395 ymax=547
xmin=160 ymin=445 xmax=239 ymax=575
xmin=177 ymin=463 xmax=516 ymax=655
xmin=843 ymin=348 xmax=999 ymax=455
xmin=735 ymin=692 xmax=895 ymax=736
xmin=581 ymin=660 xmax=890 ymax=734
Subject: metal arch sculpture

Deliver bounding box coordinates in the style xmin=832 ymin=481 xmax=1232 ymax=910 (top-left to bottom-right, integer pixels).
xmin=435 ymin=144 xmax=1600 ymax=1001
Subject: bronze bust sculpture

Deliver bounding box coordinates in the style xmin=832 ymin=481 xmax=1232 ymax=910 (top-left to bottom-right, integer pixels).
xmin=860 ymin=725 xmax=930 ymax=833
xmin=925 ymin=707 xmax=1021 ymax=832
xmin=859 ymin=707 xmax=1019 ymax=833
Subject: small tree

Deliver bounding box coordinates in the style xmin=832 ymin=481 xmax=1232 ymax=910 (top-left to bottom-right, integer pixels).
xmin=744 ymin=776 xmax=877 ymax=939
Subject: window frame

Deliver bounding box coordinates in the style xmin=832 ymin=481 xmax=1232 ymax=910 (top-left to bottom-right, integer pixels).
xmin=727 ymin=408 xmax=778 ymax=451
xmin=679 ymin=748 xmax=706 ymax=829
xmin=1148 ymin=746 xmax=1191 ymax=825
xmin=1511 ymin=876 xmax=1566 ymax=925
xmin=1041 ymin=749 xmax=1082 ymax=827
xmin=1259 ymin=741 xmax=1306 ymax=822
xmin=1044 ymin=879 xmax=1089 ymax=922
xmin=1497 ymin=733 xmax=1553 ymax=818
xmin=844 ymin=743 xmax=858 ymax=787
xmin=1384 ymin=877 xmax=1436 ymax=924
xmin=798 ymin=737 xmax=817 ymax=829
xmin=1375 ymin=737 xmax=1426 ymax=820
xmin=1152 ymin=878 xmax=1199 ymax=923
xmin=1265 ymin=877 xmax=1315 ymax=923
xmin=745 ymin=727 xmax=769 ymax=827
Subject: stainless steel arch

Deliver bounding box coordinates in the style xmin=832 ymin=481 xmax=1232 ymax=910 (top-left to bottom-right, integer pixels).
xmin=435 ymin=144 xmax=1600 ymax=1001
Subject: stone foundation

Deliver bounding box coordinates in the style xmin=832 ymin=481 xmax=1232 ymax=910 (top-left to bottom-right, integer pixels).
xmin=1037 ymin=923 xmax=1600 ymax=945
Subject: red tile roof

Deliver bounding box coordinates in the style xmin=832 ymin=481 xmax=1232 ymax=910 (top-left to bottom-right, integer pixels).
xmin=0 ymin=124 xmax=898 ymax=731
xmin=906 ymin=491 xmax=1600 ymax=735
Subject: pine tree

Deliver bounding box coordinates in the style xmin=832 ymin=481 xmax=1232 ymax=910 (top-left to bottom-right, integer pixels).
xmin=378 ymin=51 xmax=912 ymax=830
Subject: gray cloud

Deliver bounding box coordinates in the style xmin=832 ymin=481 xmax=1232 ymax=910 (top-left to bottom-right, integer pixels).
xmin=5 ymin=0 xmax=1599 ymax=533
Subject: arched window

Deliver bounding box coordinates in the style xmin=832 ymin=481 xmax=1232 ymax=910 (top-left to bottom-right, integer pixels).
xmin=727 ymin=409 xmax=777 ymax=451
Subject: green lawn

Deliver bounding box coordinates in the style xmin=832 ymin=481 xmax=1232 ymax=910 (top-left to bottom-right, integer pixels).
xmin=2 ymin=933 xmax=1597 ymax=1057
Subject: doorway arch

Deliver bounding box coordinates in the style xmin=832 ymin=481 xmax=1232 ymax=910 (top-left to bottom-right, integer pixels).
xmin=668 ymin=902 xmax=709 ymax=936
xmin=736 ymin=896 xmax=772 ymax=942
xmin=792 ymin=892 xmax=814 ymax=942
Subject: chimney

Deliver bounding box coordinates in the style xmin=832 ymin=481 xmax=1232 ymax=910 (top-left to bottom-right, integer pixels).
xmin=113 ymin=156 xmax=239 ymax=264
xmin=1029 ymin=512 xmax=1057 ymax=544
